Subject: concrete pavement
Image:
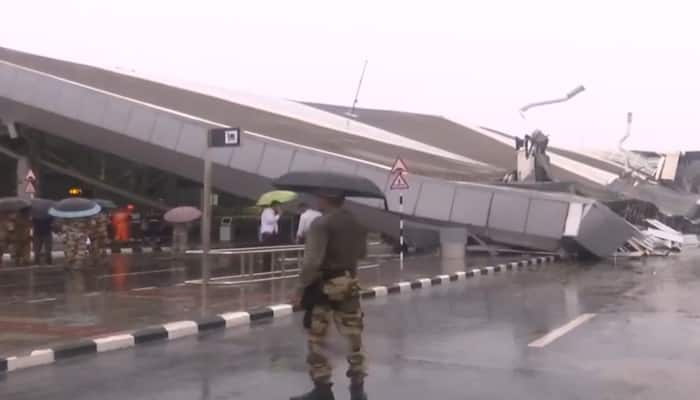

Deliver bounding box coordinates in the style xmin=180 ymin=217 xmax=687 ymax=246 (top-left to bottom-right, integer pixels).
xmin=3 ymin=250 xmax=699 ymax=399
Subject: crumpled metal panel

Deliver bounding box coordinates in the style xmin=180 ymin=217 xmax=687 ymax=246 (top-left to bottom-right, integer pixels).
xmin=576 ymin=203 xmax=639 ymax=257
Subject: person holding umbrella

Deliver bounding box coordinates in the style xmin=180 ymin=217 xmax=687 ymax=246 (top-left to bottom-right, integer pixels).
xmin=31 ymin=199 xmax=56 ymax=265
xmin=49 ymin=198 xmax=101 ymax=270
xmin=0 ymin=198 xmax=31 ymax=267
xmin=272 ymin=172 xmax=385 ymax=400
xmin=164 ymin=206 xmax=201 ymax=255
xmin=89 ymin=199 xmax=116 ymax=264
xmin=10 ymin=207 xmax=32 ymax=266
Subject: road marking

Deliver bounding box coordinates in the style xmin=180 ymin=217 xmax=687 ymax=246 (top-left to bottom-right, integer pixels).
xmin=528 ymin=313 xmax=596 ymax=348
xmin=131 ymin=286 xmax=156 ymax=292
xmin=26 ymin=297 xmax=56 ymax=304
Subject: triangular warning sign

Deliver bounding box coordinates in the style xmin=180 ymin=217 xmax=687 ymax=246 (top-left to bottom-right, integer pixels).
xmin=25 ymin=169 xmax=37 ymax=182
xmin=391 ymin=158 xmax=408 ymax=174
xmin=390 ymin=173 xmax=409 ymax=190
xmin=25 ymin=181 xmax=36 ymax=194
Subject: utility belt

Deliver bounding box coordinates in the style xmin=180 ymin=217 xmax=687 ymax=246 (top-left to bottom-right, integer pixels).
xmin=301 ymin=268 xmax=356 ymax=328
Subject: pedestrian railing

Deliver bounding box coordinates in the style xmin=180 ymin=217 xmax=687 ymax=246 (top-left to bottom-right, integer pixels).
xmin=187 ymin=245 xmax=305 ymax=278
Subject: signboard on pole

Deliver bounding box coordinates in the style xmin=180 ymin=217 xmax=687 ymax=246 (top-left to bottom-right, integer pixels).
xmin=208 ymin=128 xmax=241 ymax=147
xmin=25 ymin=181 xmax=36 ymax=195
xmin=390 ymin=173 xmax=409 ymax=190
xmin=391 ymin=157 xmax=408 ymax=175
xmin=24 ymin=169 xmax=37 ymax=198
xmin=25 ymin=169 xmax=37 ymax=182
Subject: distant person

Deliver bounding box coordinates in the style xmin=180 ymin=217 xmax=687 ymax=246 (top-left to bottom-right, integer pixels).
xmin=10 ymin=209 xmax=32 ymax=266
xmin=259 ymin=201 xmax=282 ymax=246
xmin=171 ymin=222 xmax=191 ymax=255
xmin=259 ymin=201 xmax=282 ymax=271
xmin=89 ymin=211 xmax=111 ymax=264
xmin=296 ymin=203 xmax=322 ymax=244
xmin=112 ymin=209 xmax=131 ymax=242
xmin=61 ymin=218 xmax=91 ymax=270
xmin=33 ymin=215 xmax=54 ymax=265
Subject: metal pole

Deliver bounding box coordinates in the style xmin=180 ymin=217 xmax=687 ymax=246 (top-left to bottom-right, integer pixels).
xmin=347 ymin=60 xmax=369 ymax=118
xmin=201 ymin=151 xmax=212 ymax=284
xmin=399 ymin=194 xmax=404 ymax=271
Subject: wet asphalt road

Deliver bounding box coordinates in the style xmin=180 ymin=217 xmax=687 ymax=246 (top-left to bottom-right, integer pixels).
xmin=3 ymin=251 xmax=700 ymax=399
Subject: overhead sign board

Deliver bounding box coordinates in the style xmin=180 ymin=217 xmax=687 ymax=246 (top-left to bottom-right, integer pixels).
xmin=390 ymin=173 xmax=410 ymax=190
xmin=209 ymin=128 xmax=241 ymax=148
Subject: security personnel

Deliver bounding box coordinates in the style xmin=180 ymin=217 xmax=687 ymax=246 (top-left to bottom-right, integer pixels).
xmin=89 ymin=212 xmax=110 ymax=264
xmin=10 ymin=209 xmax=32 ymax=266
xmin=62 ymin=218 xmax=91 ymax=269
xmin=291 ymin=190 xmax=368 ymax=400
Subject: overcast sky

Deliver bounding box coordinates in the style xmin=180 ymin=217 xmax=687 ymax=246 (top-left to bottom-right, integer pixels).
xmin=1 ymin=0 xmax=698 ymax=152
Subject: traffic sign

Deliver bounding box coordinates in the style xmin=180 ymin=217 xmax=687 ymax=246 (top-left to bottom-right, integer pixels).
xmin=25 ymin=181 xmax=36 ymax=194
xmin=25 ymin=169 xmax=36 ymax=182
xmin=209 ymin=127 xmax=241 ymax=147
xmin=390 ymin=173 xmax=409 ymax=190
xmin=391 ymin=157 xmax=408 ymax=174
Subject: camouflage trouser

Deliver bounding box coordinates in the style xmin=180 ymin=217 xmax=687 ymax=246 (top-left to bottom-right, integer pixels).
xmin=12 ymin=240 xmax=31 ymax=266
xmin=88 ymin=240 xmax=108 ymax=263
xmin=307 ymin=275 xmax=367 ymax=384
xmin=64 ymin=241 xmax=87 ymax=268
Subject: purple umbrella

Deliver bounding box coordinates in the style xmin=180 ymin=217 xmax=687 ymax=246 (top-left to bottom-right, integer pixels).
xmin=164 ymin=206 xmax=202 ymax=224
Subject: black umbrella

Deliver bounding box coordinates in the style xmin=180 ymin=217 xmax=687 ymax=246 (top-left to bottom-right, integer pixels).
xmin=272 ymin=171 xmax=387 ymax=206
xmin=0 ymin=197 xmax=31 ymax=213
xmin=31 ymin=198 xmax=55 ymax=220
xmin=49 ymin=198 xmax=101 ymax=219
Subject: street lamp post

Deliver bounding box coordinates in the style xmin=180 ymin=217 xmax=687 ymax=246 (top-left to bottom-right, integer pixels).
xmin=519 ymin=85 xmax=586 ymax=117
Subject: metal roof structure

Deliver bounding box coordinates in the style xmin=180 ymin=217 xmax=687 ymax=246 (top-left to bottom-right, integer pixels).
xmin=0 ymin=47 xmax=638 ymax=256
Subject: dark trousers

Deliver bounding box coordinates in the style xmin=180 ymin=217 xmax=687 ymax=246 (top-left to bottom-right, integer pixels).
xmin=33 ymin=234 xmax=53 ymax=265
xmin=261 ymin=232 xmax=278 ymax=271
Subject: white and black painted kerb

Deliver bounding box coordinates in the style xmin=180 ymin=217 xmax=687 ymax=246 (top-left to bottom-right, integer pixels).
xmin=0 ymin=255 xmax=558 ymax=374
xmin=0 ymin=246 xmax=172 ymax=262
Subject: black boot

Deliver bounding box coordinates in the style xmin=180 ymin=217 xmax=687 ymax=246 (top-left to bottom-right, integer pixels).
xmin=350 ymin=382 xmax=367 ymax=400
xmin=290 ymin=382 xmax=334 ymax=400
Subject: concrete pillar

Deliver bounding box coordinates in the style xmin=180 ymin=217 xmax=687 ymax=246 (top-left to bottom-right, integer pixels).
xmin=440 ymin=227 xmax=467 ymax=274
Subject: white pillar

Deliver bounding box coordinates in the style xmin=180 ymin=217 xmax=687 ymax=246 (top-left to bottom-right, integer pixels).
xmin=440 ymin=227 xmax=467 ymax=274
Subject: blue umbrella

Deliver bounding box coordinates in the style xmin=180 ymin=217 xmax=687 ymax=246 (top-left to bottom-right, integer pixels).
xmin=49 ymin=198 xmax=101 ymax=219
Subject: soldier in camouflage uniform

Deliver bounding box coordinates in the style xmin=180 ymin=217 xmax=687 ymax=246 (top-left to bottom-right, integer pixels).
xmin=292 ymin=191 xmax=368 ymax=400
xmin=10 ymin=209 xmax=32 ymax=266
xmin=61 ymin=218 xmax=91 ymax=269
xmin=88 ymin=213 xmax=110 ymax=264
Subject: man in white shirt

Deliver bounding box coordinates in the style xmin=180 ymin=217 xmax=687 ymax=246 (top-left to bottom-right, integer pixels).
xmin=259 ymin=201 xmax=281 ymax=244
xmin=259 ymin=201 xmax=282 ymax=271
xmin=296 ymin=203 xmax=322 ymax=244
